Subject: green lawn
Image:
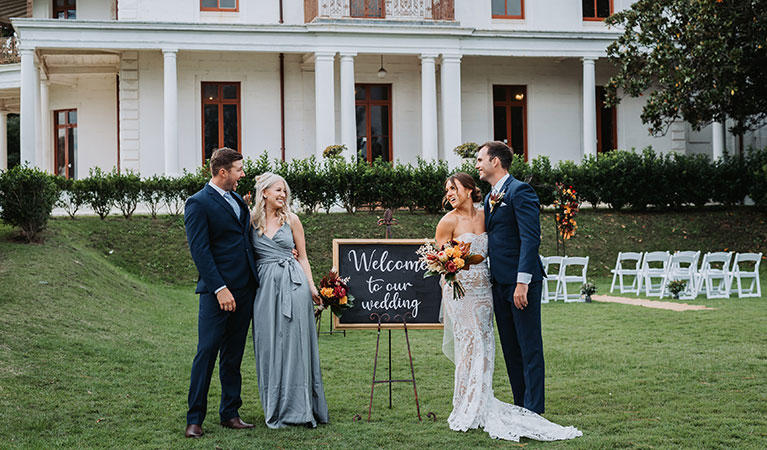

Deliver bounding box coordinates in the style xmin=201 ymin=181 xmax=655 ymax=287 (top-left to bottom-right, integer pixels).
xmin=0 ymin=210 xmax=766 ymax=449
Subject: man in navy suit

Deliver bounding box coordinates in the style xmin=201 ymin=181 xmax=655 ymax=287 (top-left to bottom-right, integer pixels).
xmin=184 ymin=148 xmax=259 ymax=438
xmin=477 ymin=141 xmax=546 ymax=414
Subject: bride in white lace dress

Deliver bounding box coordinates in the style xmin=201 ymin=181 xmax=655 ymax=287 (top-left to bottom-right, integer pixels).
xmin=436 ymin=173 xmax=581 ymax=442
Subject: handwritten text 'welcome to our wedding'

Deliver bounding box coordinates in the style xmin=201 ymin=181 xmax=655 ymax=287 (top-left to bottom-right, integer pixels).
xmin=346 ymin=249 xmax=429 ymax=317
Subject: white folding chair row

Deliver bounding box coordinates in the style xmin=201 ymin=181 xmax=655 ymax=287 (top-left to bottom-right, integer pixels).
xmin=637 ymin=251 xmax=671 ymax=297
xmin=696 ymin=252 xmax=733 ymax=299
xmin=610 ymin=252 xmax=642 ymax=294
xmin=540 ymin=256 xmax=590 ymax=303
xmin=660 ymin=251 xmax=700 ymax=299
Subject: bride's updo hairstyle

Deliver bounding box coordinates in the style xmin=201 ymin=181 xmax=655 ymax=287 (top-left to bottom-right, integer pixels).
xmin=443 ymin=172 xmax=482 ymax=209
xmin=250 ymin=172 xmax=292 ymax=236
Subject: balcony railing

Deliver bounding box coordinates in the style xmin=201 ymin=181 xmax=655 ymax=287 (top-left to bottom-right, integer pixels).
xmin=305 ymin=0 xmax=454 ymax=23
xmin=0 ymin=36 xmax=20 ymax=65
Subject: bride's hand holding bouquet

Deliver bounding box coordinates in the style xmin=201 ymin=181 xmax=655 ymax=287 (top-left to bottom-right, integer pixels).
xmin=417 ymin=239 xmax=484 ymax=300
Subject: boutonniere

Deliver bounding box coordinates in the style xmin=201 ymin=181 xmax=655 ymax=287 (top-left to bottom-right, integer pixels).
xmin=489 ymin=190 xmax=506 ymax=212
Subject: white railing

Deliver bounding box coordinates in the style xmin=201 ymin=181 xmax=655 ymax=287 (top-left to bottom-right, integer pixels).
xmin=318 ymin=0 xmax=438 ymax=20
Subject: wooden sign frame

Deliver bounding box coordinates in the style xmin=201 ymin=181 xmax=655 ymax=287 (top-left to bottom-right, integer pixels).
xmin=332 ymin=239 xmax=443 ymax=330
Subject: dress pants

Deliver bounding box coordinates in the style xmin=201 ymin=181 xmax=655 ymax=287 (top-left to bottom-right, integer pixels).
xmin=492 ymin=280 xmax=545 ymax=414
xmin=187 ymin=282 xmax=256 ymax=425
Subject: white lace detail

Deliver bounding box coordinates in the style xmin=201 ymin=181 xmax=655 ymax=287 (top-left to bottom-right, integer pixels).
xmin=441 ymin=232 xmax=582 ymax=442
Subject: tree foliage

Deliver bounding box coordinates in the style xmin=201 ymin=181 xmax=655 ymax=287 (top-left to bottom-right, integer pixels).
xmin=605 ymin=0 xmax=767 ymax=135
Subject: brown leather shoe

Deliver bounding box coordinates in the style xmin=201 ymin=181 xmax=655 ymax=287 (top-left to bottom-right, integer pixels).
xmin=185 ymin=424 xmax=203 ymax=438
xmin=220 ymin=417 xmax=255 ymax=429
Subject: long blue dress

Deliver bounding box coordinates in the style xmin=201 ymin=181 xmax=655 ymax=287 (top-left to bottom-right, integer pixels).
xmin=251 ymin=221 xmax=329 ymax=428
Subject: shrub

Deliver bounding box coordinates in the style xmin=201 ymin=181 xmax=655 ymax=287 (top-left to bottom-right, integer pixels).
xmin=140 ymin=175 xmax=164 ymax=219
xmin=329 ymin=157 xmax=369 ymax=213
xmin=412 ymin=158 xmax=450 ymax=213
xmin=747 ymin=147 xmax=767 ymax=209
xmin=111 ymin=169 xmax=142 ymax=219
xmin=0 ymin=165 xmax=60 ymax=242
xmin=81 ymin=167 xmax=116 ymax=220
xmin=54 ymin=176 xmax=89 ymax=219
xmin=529 ymin=155 xmax=556 ymax=207
xmin=712 ymin=152 xmax=749 ymax=207
xmin=281 ymin=156 xmax=325 ymax=213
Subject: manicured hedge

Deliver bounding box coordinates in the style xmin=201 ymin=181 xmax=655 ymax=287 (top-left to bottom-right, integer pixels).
xmin=3 ymin=147 xmax=766 ymax=235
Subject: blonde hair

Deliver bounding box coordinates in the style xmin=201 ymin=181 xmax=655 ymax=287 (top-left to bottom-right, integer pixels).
xmin=251 ymin=172 xmax=292 ymax=235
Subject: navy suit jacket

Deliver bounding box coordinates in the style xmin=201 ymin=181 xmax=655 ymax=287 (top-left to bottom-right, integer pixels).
xmin=484 ymin=174 xmax=545 ymax=285
xmin=184 ymin=183 xmax=259 ymax=295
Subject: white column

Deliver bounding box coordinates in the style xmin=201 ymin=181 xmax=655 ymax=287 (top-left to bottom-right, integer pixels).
xmin=420 ymin=53 xmax=438 ymax=161
xmin=163 ymin=49 xmax=179 ymax=176
xmin=314 ymin=51 xmax=336 ymax=158
xmin=0 ymin=111 xmax=7 ymax=170
xmin=339 ymin=52 xmax=356 ymax=160
xmin=40 ymin=80 xmax=51 ymax=173
xmin=712 ymin=121 xmax=726 ymax=160
xmin=582 ymin=57 xmax=597 ymax=158
xmin=20 ymin=48 xmax=36 ymax=166
xmin=34 ymin=65 xmax=42 ymax=169
xmin=440 ymin=54 xmax=462 ymax=168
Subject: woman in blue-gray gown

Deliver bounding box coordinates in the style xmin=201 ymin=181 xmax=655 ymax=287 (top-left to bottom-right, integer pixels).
xmin=249 ymin=172 xmax=329 ymax=428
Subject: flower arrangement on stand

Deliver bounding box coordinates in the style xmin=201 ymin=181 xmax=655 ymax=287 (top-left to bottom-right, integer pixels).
xmin=416 ymin=240 xmax=484 ymax=300
xmin=322 ymin=144 xmax=346 ymax=159
xmin=553 ymin=183 xmax=580 ymax=255
xmin=453 ymin=142 xmax=479 ymax=160
xmin=316 ymin=271 xmax=354 ymax=318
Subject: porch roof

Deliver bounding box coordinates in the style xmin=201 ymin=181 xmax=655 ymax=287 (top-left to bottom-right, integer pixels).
xmin=11 ymin=18 xmax=620 ymax=59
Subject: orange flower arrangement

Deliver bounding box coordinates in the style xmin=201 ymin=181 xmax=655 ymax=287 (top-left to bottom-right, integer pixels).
xmin=554 ymin=183 xmax=580 ymax=240
xmin=417 ymin=240 xmax=484 ymax=300
xmin=317 ymin=271 xmax=354 ymax=317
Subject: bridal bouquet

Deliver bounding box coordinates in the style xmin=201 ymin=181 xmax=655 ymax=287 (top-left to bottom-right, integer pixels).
xmin=416 ymin=240 xmax=484 ymax=300
xmin=316 ymin=271 xmax=354 ymax=318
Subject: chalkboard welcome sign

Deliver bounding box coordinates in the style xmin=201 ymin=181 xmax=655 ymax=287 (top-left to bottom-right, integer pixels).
xmin=332 ymin=239 xmax=443 ymax=330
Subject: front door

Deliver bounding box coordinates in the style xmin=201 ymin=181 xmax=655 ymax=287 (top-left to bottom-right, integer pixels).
xmin=355 ymin=83 xmax=392 ymax=163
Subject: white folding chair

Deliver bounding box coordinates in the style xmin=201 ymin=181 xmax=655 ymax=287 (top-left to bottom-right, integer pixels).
xmin=661 ymin=251 xmax=700 ymax=299
xmin=610 ymin=252 xmax=643 ymax=294
xmin=541 ymin=256 xmax=564 ymax=303
xmin=637 ymin=251 xmax=671 ymax=297
xmin=696 ymin=252 xmax=733 ymax=299
xmin=556 ymin=256 xmax=589 ymax=303
xmin=729 ymin=252 xmax=762 ymax=298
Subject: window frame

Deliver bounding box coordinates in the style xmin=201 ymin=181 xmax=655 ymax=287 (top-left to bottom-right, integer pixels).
xmin=201 ymin=82 xmax=242 ymax=164
xmin=53 ymin=0 xmax=76 ymax=19
xmin=491 ymin=0 xmax=525 ymax=20
xmin=200 ymin=0 xmax=239 ymax=13
xmin=492 ymin=85 xmax=528 ymax=162
xmin=354 ymin=83 xmax=393 ymax=163
xmin=350 ymin=0 xmax=386 ymax=19
xmin=54 ymin=108 xmax=78 ymax=179
xmin=582 ymin=0 xmax=613 ymax=21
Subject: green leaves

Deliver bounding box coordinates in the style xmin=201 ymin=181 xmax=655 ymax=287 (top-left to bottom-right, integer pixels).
xmin=0 ymin=165 xmax=60 ymax=242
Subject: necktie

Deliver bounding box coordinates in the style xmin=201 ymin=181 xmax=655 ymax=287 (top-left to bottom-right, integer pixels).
xmin=223 ymin=191 xmax=241 ymax=219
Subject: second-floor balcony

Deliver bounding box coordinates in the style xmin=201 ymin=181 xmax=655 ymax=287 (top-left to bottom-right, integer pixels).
xmin=306 ymin=0 xmax=454 ymax=23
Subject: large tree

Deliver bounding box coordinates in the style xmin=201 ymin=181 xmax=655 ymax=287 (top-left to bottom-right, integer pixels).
xmin=605 ymin=0 xmax=767 ymax=135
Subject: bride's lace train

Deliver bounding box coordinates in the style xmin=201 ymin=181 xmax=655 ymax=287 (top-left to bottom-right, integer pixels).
xmin=441 ymin=232 xmax=582 ymax=442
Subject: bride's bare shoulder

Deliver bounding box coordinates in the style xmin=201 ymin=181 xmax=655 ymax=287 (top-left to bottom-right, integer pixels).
xmin=435 ymin=211 xmax=457 ymax=241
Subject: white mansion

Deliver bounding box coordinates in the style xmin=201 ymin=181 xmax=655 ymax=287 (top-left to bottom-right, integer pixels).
xmin=0 ymin=0 xmax=764 ymax=178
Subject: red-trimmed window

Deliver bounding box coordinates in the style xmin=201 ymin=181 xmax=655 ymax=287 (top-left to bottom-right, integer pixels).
xmin=200 ymin=0 xmax=238 ymax=12
xmin=492 ymin=85 xmax=528 ymax=161
xmin=202 ymin=82 xmax=241 ymax=163
xmin=491 ymin=0 xmax=524 ymax=19
xmin=583 ymin=0 xmax=612 ymax=21
xmin=355 ymin=84 xmax=392 ymax=163
xmin=596 ymin=86 xmax=617 ymax=153
xmin=54 ymin=109 xmax=78 ymax=179
xmin=53 ymin=0 xmax=76 ymax=19
xmin=350 ymin=0 xmax=385 ymax=19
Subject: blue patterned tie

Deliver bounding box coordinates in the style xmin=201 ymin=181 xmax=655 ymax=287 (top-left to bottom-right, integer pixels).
xmin=223 ymin=191 xmax=241 ymax=219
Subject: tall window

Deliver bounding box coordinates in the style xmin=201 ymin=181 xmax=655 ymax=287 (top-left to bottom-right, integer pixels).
xmin=491 ymin=0 xmax=524 ymax=19
xmin=492 ymin=85 xmax=527 ymax=161
xmin=350 ymin=0 xmax=384 ymax=18
xmin=355 ymin=84 xmax=392 ymax=163
xmin=202 ymin=82 xmax=241 ymax=162
xmin=596 ymin=86 xmax=617 ymax=153
xmin=55 ymin=109 xmax=77 ymax=179
xmin=200 ymin=0 xmax=238 ymax=12
xmin=53 ymin=0 xmax=76 ymax=19
xmin=583 ymin=0 xmax=612 ymax=21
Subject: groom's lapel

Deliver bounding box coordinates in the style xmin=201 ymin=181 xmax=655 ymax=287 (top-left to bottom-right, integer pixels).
xmin=488 ymin=175 xmax=514 ymax=225
xmin=206 ymin=184 xmax=241 ymax=224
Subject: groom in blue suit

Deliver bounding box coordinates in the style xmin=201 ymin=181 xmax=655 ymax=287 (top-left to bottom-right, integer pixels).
xmin=478 ymin=141 xmax=546 ymax=414
xmin=183 ymin=148 xmax=259 ymax=438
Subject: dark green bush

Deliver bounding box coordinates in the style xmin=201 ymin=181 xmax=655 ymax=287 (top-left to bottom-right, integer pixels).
xmin=0 ymin=165 xmax=60 ymax=242
xmin=140 ymin=175 xmax=164 ymax=219
xmin=747 ymin=147 xmax=767 ymax=209
xmin=412 ymin=158 xmax=449 ymax=213
xmin=712 ymin=153 xmax=749 ymax=207
xmin=81 ymin=167 xmax=116 ymax=220
xmin=55 ymin=176 xmax=89 ymax=219
xmin=111 ymin=169 xmax=142 ymax=219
